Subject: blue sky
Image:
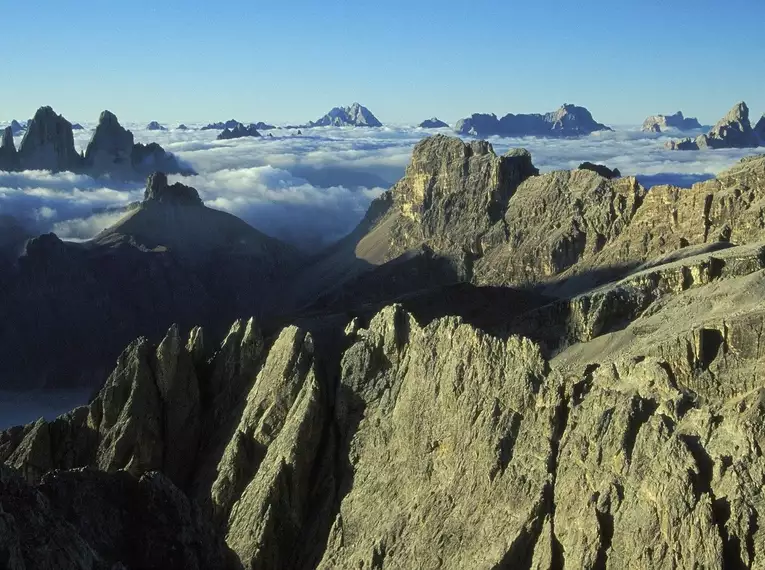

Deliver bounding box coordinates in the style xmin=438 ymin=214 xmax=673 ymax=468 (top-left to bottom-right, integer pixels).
xmin=3 ymin=0 xmax=764 ymax=125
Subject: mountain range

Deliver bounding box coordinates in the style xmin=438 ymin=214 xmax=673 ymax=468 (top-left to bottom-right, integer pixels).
xmin=3 ymin=127 xmax=765 ymax=567
xmin=0 ymin=107 xmax=193 ymax=179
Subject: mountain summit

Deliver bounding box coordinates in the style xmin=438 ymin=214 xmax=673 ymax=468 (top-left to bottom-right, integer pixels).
xmin=309 ymin=103 xmax=383 ymax=127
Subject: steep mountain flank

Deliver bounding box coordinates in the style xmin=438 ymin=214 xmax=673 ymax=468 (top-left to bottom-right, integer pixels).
xmin=0 ymin=174 xmax=302 ymax=389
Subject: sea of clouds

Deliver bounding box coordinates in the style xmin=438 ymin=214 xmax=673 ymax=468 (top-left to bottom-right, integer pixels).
xmin=1 ymin=121 xmax=762 ymax=252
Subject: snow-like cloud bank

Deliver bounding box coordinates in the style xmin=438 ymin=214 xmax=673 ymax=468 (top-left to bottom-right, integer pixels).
xmin=2 ymin=123 xmax=763 ymax=251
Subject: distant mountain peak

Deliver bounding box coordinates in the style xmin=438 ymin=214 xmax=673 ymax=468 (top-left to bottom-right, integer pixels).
xmin=310 ymin=103 xmax=382 ymax=127
xmin=143 ymin=172 xmax=202 ymax=206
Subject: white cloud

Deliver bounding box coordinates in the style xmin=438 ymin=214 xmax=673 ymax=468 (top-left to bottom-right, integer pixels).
xmin=2 ymin=124 xmax=763 ymax=251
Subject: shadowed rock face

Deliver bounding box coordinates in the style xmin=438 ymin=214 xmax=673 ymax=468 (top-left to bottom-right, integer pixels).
xmin=668 ymin=101 xmax=763 ymax=150
xmin=578 ymin=161 xmax=621 ymax=179
xmin=455 ymin=104 xmax=612 ymax=137
xmin=17 ymin=106 xmax=82 ymax=172
xmin=0 ymin=126 xmax=19 ymax=170
xmin=641 ymin=111 xmax=702 ymax=132
xmin=146 ymin=121 xmax=167 ymax=131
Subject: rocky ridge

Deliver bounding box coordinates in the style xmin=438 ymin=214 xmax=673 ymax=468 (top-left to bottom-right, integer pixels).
xmin=0 ymin=106 xmax=193 ymax=178
xmin=641 ymin=111 xmax=702 ymax=132
xmin=455 ymin=104 xmax=612 ymax=138
xmin=668 ymin=101 xmax=764 ymax=150
xmin=217 ymin=123 xmax=262 ymax=140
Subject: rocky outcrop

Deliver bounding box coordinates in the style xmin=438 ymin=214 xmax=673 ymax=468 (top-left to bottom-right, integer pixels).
xmin=8 ymin=119 xmax=26 ymax=134
xmin=176 ymin=124 xmax=189 ymax=130
xmin=418 ymin=117 xmax=449 ymax=128
xmin=387 ymin=135 xmax=539 ymax=258
xmin=578 ymin=161 xmax=621 ymax=179
xmin=71 ymin=123 xmax=84 ymax=130
xmin=84 ymin=110 xmax=193 ymax=178
xmin=217 ymin=123 xmax=261 ymax=140
xmin=667 ymin=101 xmax=762 ymax=150
xmin=17 ymin=106 xmax=82 ymax=172
xmin=455 ymin=104 xmax=612 ymax=138
xmin=309 ymin=103 xmax=383 ymax=127
xmin=641 ymin=111 xmax=702 ymax=132
xmin=0 ymin=126 xmax=19 ymax=170
xmin=202 ymin=119 xmax=240 ymax=130
xmin=146 ymin=121 xmax=167 ymax=131
xmin=754 ymin=114 xmax=765 ymax=142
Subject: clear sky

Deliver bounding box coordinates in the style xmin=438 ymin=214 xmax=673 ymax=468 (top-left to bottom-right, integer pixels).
xmin=3 ymin=0 xmax=764 ymax=125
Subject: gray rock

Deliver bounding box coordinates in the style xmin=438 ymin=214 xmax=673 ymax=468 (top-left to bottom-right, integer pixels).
xmin=669 ymin=101 xmax=760 ymax=150
xmin=202 ymin=119 xmax=240 ymax=130
xmin=754 ymin=113 xmax=765 ymax=143
xmin=9 ymin=119 xmax=25 ymax=135
xmin=146 ymin=121 xmax=167 ymax=131
xmin=17 ymin=106 xmax=82 ymax=172
xmin=418 ymin=117 xmax=449 ymax=128
xmin=176 ymin=124 xmax=189 ymax=130
xmin=0 ymin=126 xmax=19 ymax=170
xmin=71 ymin=123 xmax=84 ymax=130
xmin=310 ymin=103 xmax=383 ymax=127
xmin=83 ymin=110 xmax=135 ymax=176
xmin=578 ymin=161 xmax=621 ymax=179
xmin=641 ymin=111 xmax=702 ymax=132
xmin=455 ymin=104 xmax=612 ymax=137
xmin=217 ymin=123 xmax=261 ymax=140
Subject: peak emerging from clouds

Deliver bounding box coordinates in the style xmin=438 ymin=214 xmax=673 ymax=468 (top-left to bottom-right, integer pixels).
xmin=309 ymin=103 xmax=383 ymax=128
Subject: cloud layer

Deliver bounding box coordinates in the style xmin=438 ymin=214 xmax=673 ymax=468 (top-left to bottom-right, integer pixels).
xmin=2 ymin=123 xmax=762 ymax=251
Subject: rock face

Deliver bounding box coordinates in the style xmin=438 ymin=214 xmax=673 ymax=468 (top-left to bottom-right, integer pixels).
xmin=455 ymin=104 xmax=612 ymax=137
xmin=668 ymin=101 xmax=762 ymax=150
xmin=0 ymin=126 xmax=19 ymax=170
xmin=9 ymin=119 xmax=26 ymax=134
xmin=17 ymin=106 xmax=82 ymax=172
xmin=578 ymin=161 xmax=621 ymax=179
xmin=418 ymin=117 xmax=449 ymax=128
xmin=0 ymin=173 xmax=302 ymax=389
xmin=146 ymin=121 xmax=167 ymax=131
xmin=641 ymin=111 xmax=702 ymax=132
xmin=217 ymin=123 xmax=261 ymax=140
xmin=310 ymin=103 xmax=383 ymax=127
xmin=84 ymin=110 xmax=193 ymax=178
xmin=754 ymin=114 xmax=765 ymax=142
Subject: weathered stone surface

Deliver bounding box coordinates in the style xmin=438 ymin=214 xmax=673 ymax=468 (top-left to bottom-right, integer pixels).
xmin=455 ymin=104 xmax=611 ymax=137
xmin=387 ymin=135 xmax=538 ymax=258
xmin=476 ymin=170 xmax=645 ymax=286
xmin=318 ymin=305 xmax=555 ymax=568
xmin=310 ymin=103 xmax=382 ymax=127
xmin=17 ymin=106 xmax=82 ymax=172
xmin=641 ymin=111 xmax=702 ymax=132
xmin=223 ymin=327 xmax=325 ymax=569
